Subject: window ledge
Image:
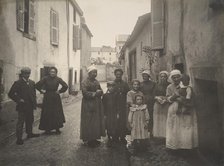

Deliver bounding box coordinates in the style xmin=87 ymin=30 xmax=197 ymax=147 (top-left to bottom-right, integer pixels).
xmin=23 ymin=33 xmax=36 ymax=41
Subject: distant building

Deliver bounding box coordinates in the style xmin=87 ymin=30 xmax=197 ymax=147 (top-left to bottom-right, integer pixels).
xmin=91 ymin=46 xmax=117 ymax=64
xmin=115 ymin=34 xmax=129 ymax=54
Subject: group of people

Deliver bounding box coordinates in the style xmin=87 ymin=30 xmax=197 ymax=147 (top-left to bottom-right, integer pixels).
xmin=8 ymin=65 xmax=198 ymax=152
xmin=8 ymin=67 xmax=68 ymax=145
xmin=81 ymin=66 xmax=198 ymax=153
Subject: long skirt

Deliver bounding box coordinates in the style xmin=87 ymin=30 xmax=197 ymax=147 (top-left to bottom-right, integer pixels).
xmin=153 ymin=102 xmax=169 ymax=138
xmin=166 ymin=102 xmax=198 ymax=149
xmin=39 ymin=92 xmax=65 ymax=130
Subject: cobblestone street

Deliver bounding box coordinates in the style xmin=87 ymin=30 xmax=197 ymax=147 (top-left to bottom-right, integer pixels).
xmin=0 ymin=94 xmax=129 ymax=166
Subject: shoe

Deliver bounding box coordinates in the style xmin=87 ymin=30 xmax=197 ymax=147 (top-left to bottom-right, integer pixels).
xmin=120 ymin=138 xmax=127 ymax=145
xmin=44 ymin=130 xmax=51 ymax=135
xmin=16 ymin=139 xmax=24 ymax=145
xmin=55 ymin=129 xmax=61 ymax=134
xmin=27 ymin=133 xmax=40 ymax=138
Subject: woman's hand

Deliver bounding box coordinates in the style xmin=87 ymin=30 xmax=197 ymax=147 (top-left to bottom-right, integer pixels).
xmin=40 ymin=90 xmax=46 ymax=94
xmin=96 ymin=89 xmax=103 ymax=96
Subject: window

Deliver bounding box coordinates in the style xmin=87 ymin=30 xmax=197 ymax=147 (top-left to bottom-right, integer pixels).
xmin=73 ymin=7 xmax=76 ymax=23
xmin=16 ymin=0 xmax=35 ymax=36
xmin=73 ymin=25 xmax=80 ymax=50
xmin=50 ymin=9 xmax=59 ymax=46
xmin=151 ymin=0 xmax=164 ymax=50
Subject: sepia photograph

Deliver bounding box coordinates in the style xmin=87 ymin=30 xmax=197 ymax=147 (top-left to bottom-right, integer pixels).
xmin=0 ymin=0 xmax=223 ymax=165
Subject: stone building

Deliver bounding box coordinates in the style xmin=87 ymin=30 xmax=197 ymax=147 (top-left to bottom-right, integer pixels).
xmin=151 ymin=0 xmax=224 ymax=162
xmin=0 ymin=0 xmax=91 ymax=124
xmin=120 ymin=13 xmax=152 ymax=82
xmin=80 ymin=18 xmax=93 ymax=82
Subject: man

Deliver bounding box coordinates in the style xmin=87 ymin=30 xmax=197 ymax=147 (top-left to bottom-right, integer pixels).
xmin=113 ymin=69 xmax=129 ymax=144
xmin=8 ymin=67 xmax=39 ymax=145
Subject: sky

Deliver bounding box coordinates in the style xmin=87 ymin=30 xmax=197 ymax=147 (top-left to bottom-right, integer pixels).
xmin=76 ymin=0 xmax=151 ymax=47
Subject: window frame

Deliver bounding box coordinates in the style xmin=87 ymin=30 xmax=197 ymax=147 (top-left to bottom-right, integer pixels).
xmin=50 ymin=9 xmax=59 ymax=46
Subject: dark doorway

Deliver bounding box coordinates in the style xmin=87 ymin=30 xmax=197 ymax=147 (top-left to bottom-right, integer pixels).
xmin=129 ymin=49 xmax=137 ymax=82
xmin=195 ymin=79 xmax=222 ymax=163
xmin=174 ymin=63 xmax=184 ymax=73
xmin=68 ymin=68 xmax=73 ymax=94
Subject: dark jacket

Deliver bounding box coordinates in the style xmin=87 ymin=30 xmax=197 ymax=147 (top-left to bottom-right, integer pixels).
xmin=8 ymin=79 xmax=36 ymax=111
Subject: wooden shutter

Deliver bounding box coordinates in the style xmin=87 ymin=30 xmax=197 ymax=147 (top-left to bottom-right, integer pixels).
xmin=16 ymin=0 xmax=25 ymax=31
xmin=73 ymin=25 xmax=80 ymax=50
xmin=50 ymin=9 xmax=59 ymax=45
xmin=151 ymin=0 xmax=164 ymax=50
xmin=28 ymin=0 xmax=35 ymax=35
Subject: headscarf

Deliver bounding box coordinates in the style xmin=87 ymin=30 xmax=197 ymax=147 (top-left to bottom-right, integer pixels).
xmin=142 ymin=70 xmax=151 ymax=77
xmin=168 ymin=69 xmax=182 ymax=83
xmin=159 ymin=71 xmax=169 ymax=77
xmin=87 ymin=65 xmax=97 ymax=73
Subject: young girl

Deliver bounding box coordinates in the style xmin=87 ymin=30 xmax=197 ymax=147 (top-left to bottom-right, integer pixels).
xmin=128 ymin=95 xmax=150 ymax=152
xmin=127 ymin=80 xmax=144 ymax=132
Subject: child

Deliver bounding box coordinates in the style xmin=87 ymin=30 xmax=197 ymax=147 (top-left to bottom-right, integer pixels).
xmin=127 ymin=80 xmax=144 ymax=131
xmin=170 ymin=74 xmax=194 ymax=115
xmin=102 ymin=81 xmax=119 ymax=146
xmin=128 ymin=95 xmax=150 ymax=152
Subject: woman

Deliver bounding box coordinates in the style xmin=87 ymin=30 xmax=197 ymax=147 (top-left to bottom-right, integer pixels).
xmin=166 ymin=69 xmax=198 ymax=150
xmin=153 ymin=71 xmax=170 ymax=139
xmin=80 ymin=65 xmax=105 ymax=147
xmin=140 ymin=70 xmax=156 ymax=138
xmin=36 ymin=67 xmax=68 ymax=134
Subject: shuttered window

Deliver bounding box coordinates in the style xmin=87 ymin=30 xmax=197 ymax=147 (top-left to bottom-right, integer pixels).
xmin=73 ymin=25 xmax=80 ymax=50
xmin=151 ymin=0 xmax=164 ymax=50
xmin=50 ymin=9 xmax=59 ymax=46
xmin=16 ymin=0 xmax=25 ymax=31
xmin=28 ymin=0 xmax=35 ymax=35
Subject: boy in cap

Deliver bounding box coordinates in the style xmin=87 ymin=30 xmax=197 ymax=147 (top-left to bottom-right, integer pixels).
xmin=102 ymin=81 xmax=119 ymax=146
xmin=8 ymin=67 xmax=39 ymax=145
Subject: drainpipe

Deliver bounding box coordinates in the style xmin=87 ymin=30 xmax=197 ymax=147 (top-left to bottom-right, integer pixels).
xmin=66 ymin=0 xmax=70 ymax=81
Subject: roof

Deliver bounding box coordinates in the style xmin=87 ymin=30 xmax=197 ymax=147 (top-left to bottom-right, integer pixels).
xmin=91 ymin=46 xmax=116 ymax=52
xmin=81 ymin=23 xmax=93 ymax=37
xmin=121 ymin=13 xmax=151 ymax=52
xmin=69 ymin=0 xmax=83 ymax=16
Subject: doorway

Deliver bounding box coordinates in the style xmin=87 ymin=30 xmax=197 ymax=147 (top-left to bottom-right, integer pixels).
xmin=195 ymin=79 xmax=222 ymax=161
xmin=129 ymin=49 xmax=137 ymax=82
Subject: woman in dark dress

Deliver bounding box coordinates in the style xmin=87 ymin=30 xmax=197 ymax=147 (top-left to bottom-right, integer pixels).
xmin=36 ymin=67 xmax=68 ymax=134
xmin=80 ymin=66 xmax=105 ymax=147
xmin=140 ymin=70 xmax=156 ymax=138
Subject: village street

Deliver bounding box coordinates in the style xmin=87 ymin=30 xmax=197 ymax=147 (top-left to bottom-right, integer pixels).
xmin=0 ymin=82 xmax=209 ymax=166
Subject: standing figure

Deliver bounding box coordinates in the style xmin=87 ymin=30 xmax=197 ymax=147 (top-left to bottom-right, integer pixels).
xmin=127 ymin=79 xmax=144 ymax=132
xmin=140 ymin=70 xmax=156 ymax=137
xmin=113 ymin=69 xmax=129 ymax=144
xmin=169 ymin=74 xmax=194 ymax=115
xmin=80 ymin=66 xmax=105 ymax=147
xmin=128 ymin=95 xmax=150 ymax=152
xmin=36 ymin=67 xmax=68 ymax=134
xmin=166 ymin=70 xmax=198 ymax=150
xmin=102 ymin=81 xmax=118 ymax=146
xmin=153 ymin=71 xmax=170 ymax=139
xmin=8 ymin=67 xmax=39 ymax=145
